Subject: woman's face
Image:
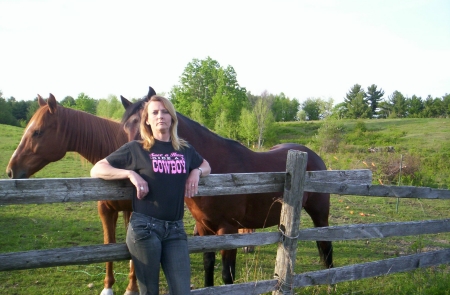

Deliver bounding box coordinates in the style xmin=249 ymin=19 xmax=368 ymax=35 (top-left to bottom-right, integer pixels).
xmin=146 ymin=101 xmax=172 ymax=135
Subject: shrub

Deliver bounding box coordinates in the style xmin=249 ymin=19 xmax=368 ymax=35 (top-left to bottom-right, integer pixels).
xmin=311 ymin=119 xmax=345 ymax=153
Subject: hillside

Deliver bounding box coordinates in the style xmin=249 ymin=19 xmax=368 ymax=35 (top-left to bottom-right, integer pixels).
xmin=2 ymin=118 xmax=450 ymax=188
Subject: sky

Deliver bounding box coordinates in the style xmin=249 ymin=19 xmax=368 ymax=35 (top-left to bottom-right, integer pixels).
xmin=1 ymin=0 xmax=449 ymax=105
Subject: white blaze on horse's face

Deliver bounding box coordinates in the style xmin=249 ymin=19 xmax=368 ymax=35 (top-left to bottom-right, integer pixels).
xmin=10 ymin=120 xmax=35 ymax=160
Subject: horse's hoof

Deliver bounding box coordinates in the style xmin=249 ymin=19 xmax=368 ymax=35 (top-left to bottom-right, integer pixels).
xmin=100 ymin=288 xmax=114 ymax=295
xmin=124 ymin=291 xmax=139 ymax=295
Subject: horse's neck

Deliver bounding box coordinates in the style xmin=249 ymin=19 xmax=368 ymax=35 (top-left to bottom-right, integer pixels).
xmin=178 ymin=116 xmax=255 ymax=170
xmin=63 ymin=109 xmax=125 ymax=164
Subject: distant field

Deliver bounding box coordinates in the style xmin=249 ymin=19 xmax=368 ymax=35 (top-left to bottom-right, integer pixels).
xmin=1 ymin=120 xmax=449 ymax=295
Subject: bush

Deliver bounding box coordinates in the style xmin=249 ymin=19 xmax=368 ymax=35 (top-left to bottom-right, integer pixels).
xmin=311 ymin=119 xmax=345 ymax=153
xmin=363 ymin=153 xmax=421 ymax=185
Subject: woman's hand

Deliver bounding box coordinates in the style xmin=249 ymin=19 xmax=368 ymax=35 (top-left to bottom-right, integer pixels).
xmin=128 ymin=171 xmax=149 ymax=200
xmin=128 ymin=171 xmax=148 ymax=200
xmin=185 ymin=168 xmax=201 ymax=198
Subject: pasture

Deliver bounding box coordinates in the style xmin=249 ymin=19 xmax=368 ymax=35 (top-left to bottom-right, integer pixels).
xmin=1 ymin=120 xmax=449 ymax=294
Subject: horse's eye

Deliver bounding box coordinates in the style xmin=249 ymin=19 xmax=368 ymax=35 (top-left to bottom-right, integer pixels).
xmin=32 ymin=130 xmax=42 ymax=137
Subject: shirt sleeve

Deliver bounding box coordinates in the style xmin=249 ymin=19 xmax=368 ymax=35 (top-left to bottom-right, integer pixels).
xmin=188 ymin=144 xmax=204 ymax=171
xmin=105 ymin=142 xmax=135 ymax=170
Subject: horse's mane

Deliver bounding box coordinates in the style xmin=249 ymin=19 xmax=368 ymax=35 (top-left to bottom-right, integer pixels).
xmin=176 ymin=112 xmax=247 ymax=148
xmin=33 ymin=105 xmax=127 ymax=163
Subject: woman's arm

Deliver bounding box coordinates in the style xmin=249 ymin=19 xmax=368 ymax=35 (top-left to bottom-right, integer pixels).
xmin=91 ymin=159 xmax=148 ymax=199
xmin=185 ymin=159 xmax=211 ymax=198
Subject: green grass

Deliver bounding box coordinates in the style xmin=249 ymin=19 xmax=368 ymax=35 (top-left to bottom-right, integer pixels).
xmin=1 ymin=121 xmax=449 ymax=294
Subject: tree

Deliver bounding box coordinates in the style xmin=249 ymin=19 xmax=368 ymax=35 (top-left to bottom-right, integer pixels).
xmin=60 ymin=96 xmax=76 ymax=108
xmin=271 ymin=93 xmax=299 ymax=121
xmin=319 ymin=97 xmax=334 ymax=119
xmin=329 ymin=102 xmax=348 ymax=120
xmin=189 ymin=101 xmax=207 ymax=126
xmin=209 ymin=66 xmax=248 ymax=138
xmin=344 ymin=84 xmax=366 ymax=105
xmin=300 ymin=97 xmax=333 ymax=120
xmin=214 ymin=110 xmax=233 ymax=139
xmin=26 ymin=99 xmax=39 ymax=121
xmin=407 ymin=95 xmax=424 ymax=118
xmin=7 ymin=97 xmax=29 ymax=126
xmin=388 ymin=91 xmax=408 ymax=118
xmin=377 ymin=100 xmax=392 ymax=119
xmin=238 ymin=107 xmax=258 ymax=147
xmin=443 ymin=93 xmax=450 ymax=117
xmin=0 ymin=95 xmax=17 ymax=125
xmin=366 ymin=84 xmax=384 ymax=116
xmin=347 ymin=92 xmax=372 ymax=119
xmin=344 ymin=84 xmax=369 ymax=118
xmin=170 ymin=57 xmax=248 ymax=138
xmin=253 ymin=93 xmax=274 ymax=148
xmin=301 ymin=98 xmax=321 ymax=120
xmin=96 ymin=95 xmax=124 ymax=120
xmin=73 ymin=93 xmax=97 ymax=115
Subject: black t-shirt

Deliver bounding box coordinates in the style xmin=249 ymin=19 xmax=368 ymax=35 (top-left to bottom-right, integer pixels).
xmin=106 ymin=139 xmax=203 ymax=221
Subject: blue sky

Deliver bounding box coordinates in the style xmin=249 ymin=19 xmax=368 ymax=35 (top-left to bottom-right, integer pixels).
xmin=1 ymin=0 xmax=449 ymax=104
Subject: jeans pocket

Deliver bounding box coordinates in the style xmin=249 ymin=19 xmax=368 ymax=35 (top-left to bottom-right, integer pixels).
xmin=175 ymin=224 xmax=188 ymax=240
xmin=130 ymin=219 xmax=153 ymax=242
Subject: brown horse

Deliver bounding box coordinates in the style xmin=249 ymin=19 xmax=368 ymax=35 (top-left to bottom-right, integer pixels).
xmin=120 ymin=88 xmax=333 ymax=287
xmin=6 ymin=94 xmax=138 ymax=295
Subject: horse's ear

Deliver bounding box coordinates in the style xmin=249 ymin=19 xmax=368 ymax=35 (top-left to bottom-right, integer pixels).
xmin=148 ymin=86 xmax=156 ymax=99
xmin=121 ymin=95 xmax=132 ymax=109
xmin=47 ymin=94 xmax=58 ymax=114
xmin=37 ymin=94 xmax=46 ymax=107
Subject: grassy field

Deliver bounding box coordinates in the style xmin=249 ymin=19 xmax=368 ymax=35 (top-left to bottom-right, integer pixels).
xmin=1 ymin=119 xmax=449 ymax=295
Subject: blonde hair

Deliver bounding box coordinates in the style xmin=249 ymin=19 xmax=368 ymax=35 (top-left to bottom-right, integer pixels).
xmin=140 ymin=95 xmax=188 ymax=150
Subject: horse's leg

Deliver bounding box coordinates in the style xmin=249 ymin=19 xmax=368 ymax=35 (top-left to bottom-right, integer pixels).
xmin=303 ymin=192 xmax=334 ymax=268
xmin=238 ymin=228 xmax=255 ymax=253
xmin=194 ymin=222 xmax=216 ymax=287
xmin=122 ymin=211 xmax=139 ymax=295
xmin=220 ymin=248 xmax=237 ymax=284
xmin=203 ymin=251 xmax=216 ymax=286
xmin=218 ymin=227 xmax=238 ymax=284
xmin=98 ymin=201 xmax=118 ymax=295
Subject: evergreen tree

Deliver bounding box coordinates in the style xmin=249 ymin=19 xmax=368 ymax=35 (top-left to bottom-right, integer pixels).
xmin=347 ymin=92 xmax=372 ymax=119
xmin=388 ymin=91 xmax=408 ymax=118
xmin=407 ymin=95 xmax=424 ymax=118
xmin=366 ymin=84 xmax=384 ymax=116
xmin=344 ymin=84 xmax=368 ymax=118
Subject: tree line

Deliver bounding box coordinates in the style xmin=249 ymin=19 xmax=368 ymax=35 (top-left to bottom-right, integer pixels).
xmin=1 ymin=57 xmax=448 ymax=149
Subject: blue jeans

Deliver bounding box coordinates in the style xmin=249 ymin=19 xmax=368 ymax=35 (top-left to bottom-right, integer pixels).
xmin=126 ymin=212 xmax=191 ymax=295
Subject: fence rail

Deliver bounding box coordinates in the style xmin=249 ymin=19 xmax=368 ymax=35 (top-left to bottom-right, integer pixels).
xmin=1 ymin=150 xmax=449 ymax=295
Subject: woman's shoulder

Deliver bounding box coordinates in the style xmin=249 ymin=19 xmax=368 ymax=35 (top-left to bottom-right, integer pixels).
xmin=122 ymin=140 xmax=143 ymax=150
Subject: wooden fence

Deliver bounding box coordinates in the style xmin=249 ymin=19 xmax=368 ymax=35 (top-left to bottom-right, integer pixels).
xmin=1 ymin=150 xmax=450 ymax=295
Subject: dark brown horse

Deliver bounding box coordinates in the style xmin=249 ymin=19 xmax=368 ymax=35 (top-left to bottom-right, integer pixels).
xmin=120 ymin=88 xmax=333 ymax=287
xmin=6 ymin=94 xmax=138 ymax=295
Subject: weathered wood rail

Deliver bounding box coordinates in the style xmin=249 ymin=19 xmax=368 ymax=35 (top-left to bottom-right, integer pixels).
xmin=1 ymin=150 xmax=450 ymax=295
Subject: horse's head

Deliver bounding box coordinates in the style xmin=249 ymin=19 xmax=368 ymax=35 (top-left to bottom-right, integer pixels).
xmin=120 ymin=86 xmax=156 ymax=141
xmin=6 ymin=94 xmax=68 ymax=178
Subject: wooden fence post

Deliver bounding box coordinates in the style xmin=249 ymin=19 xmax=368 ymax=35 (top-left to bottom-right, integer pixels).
xmin=273 ymin=150 xmax=308 ymax=295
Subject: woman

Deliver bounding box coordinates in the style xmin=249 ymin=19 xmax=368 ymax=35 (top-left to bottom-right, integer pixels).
xmin=91 ymin=95 xmax=211 ymax=295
